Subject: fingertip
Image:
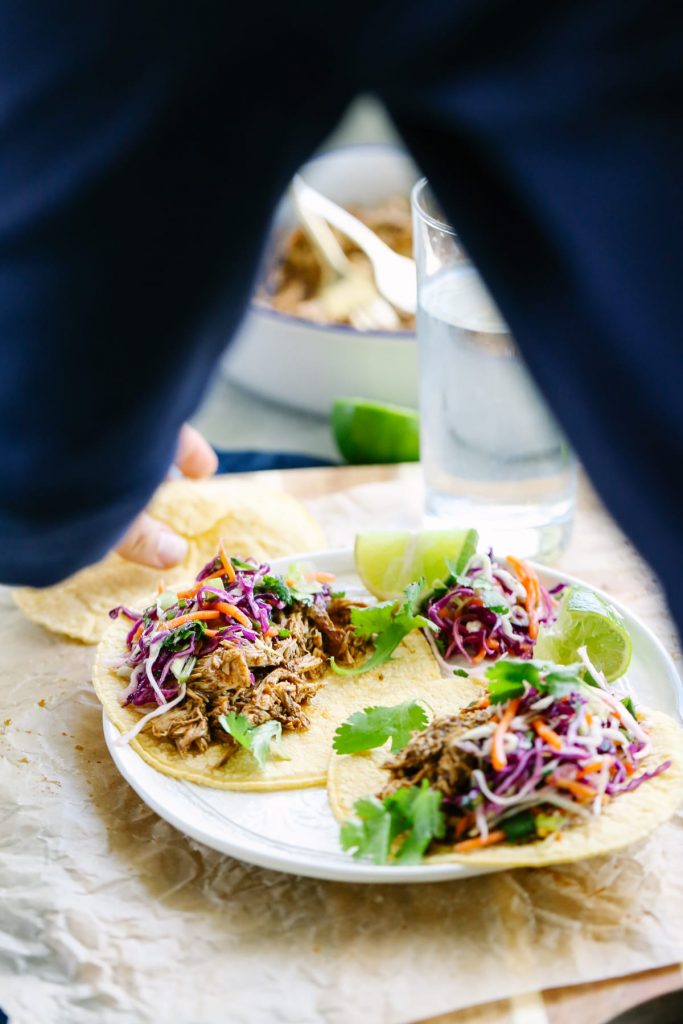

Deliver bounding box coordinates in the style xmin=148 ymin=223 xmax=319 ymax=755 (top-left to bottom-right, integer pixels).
xmin=155 ymin=529 xmax=189 ymax=567
xmin=175 ymin=423 xmax=218 ymax=479
xmin=116 ymin=514 xmax=188 ymax=569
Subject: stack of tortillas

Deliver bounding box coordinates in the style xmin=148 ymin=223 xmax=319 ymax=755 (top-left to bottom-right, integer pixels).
xmin=13 ymin=477 xmax=325 ymax=644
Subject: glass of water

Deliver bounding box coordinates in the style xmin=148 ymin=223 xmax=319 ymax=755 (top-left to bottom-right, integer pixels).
xmin=412 ymin=179 xmax=576 ymax=562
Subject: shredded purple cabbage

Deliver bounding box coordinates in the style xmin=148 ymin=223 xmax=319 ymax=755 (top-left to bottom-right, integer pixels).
xmin=425 ymin=555 xmax=558 ymax=665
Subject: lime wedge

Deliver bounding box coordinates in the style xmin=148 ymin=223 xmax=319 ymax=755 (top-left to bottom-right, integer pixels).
xmin=331 ymin=398 xmax=419 ymax=465
xmin=535 ymin=584 xmax=632 ymax=682
xmin=354 ymin=528 xmax=478 ymax=600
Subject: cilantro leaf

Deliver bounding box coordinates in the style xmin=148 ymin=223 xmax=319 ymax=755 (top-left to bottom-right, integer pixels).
xmin=333 ymin=701 xmax=429 ymax=755
xmin=340 ymin=797 xmax=393 ymax=864
xmin=452 ymin=668 xmax=469 ymax=678
xmin=160 ymin=618 xmax=208 ymax=652
xmin=250 ymin=720 xmax=284 ymax=768
xmin=218 ymin=712 xmax=283 ymax=769
xmin=475 ymin=586 xmax=510 ymax=614
xmin=622 ymin=695 xmax=637 ymax=718
xmin=256 ymin=574 xmax=293 ymax=605
xmin=486 ymin=659 xmax=587 ymax=703
xmin=487 ymin=677 xmax=526 ymax=704
xmin=544 ymin=667 xmax=584 ymax=697
xmin=348 ymin=601 xmax=395 ymax=638
xmin=230 ymin=557 xmax=256 ymax=571
xmin=219 ymin=710 xmax=252 ymax=748
xmin=332 ymin=582 xmax=436 ymax=677
xmin=486 ymin=660 xmax=541 ymax=687
xmin=340 ymin=781 xmax=444 ymax=865
xmin=390 ymin=783 xmax=445 ymax=864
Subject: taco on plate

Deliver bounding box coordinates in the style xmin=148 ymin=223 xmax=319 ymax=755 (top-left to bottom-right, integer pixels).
xmin=328 ymin=657 xmax=683 ymax=867
xmin=94 ymin=549 xmax=480 ymax=790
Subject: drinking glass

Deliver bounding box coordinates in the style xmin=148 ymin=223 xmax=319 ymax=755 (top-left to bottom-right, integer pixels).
xmin=412 ymin=178 xmax=576 ymax=562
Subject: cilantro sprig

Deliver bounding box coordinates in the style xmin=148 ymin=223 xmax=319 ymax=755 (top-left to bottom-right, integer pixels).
xmin=340 ymin=780 xmax=445 ymax=864
xmin=331 ymin=581 xmax=436 ymax=677
xmin=218 ymin=712 xmax=284 ymax=769
xmin=160 ymin=618 xmax=209 ymax=652
xmin=485 ymin=659 xmax=584 ymax=704
xmin=333 ymin=701 xmax=429 ymax=755
xmin=255 ymin=574 xmax=293 ymax=605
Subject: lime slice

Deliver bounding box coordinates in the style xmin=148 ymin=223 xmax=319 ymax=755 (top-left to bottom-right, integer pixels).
xmin=355 ymin=528 xmax=478 ymax=600
xmin=535 ymin=584 xmax=632 ymax=682
xmin=331 ymin=398 xmax=419 ymax=465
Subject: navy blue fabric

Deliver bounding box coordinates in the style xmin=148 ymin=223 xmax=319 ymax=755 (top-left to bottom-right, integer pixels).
xmin=0 ymin=2 xmax=681 ymax=629
xmin=215 ymin=450 xmax=338 ymax=474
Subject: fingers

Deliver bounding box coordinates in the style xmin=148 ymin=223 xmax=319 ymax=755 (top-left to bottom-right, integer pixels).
xmin=116 ymin=425 xmax=213 ymax=568
xmin=115 ymin=511 xmax=188 ymax=569
xmin=174 ymin=423 xmax=218 ymax=479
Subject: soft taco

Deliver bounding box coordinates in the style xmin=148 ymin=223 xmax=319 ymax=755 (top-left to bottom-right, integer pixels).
xmin=93 ymin=549 xmax=481 ymax=791
xmin=328 ymin=657 xmax=683 ymax=867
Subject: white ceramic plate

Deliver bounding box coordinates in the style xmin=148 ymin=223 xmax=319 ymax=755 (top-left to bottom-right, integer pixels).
xmin=103 ymin=549 xmax=683 ymax=883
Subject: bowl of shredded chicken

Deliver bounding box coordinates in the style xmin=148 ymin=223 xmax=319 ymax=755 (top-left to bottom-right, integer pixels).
xmin=221 ymin=145 xmax=420 ymax=415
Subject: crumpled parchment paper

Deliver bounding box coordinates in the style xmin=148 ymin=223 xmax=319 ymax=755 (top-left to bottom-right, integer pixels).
xmin=1 ymin=475 xmax=682 ymax=1024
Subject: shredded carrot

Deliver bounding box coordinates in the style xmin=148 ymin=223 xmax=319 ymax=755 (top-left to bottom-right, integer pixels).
xmin=204 ymin=629 xmax=218 ymax=637
xmin=163 ymin=610 xmax=220 ymax=631
xmin=453 ymin=830 xmax=506 ymax=853
xmin=624 ymin=760 xmax=635 ymax=776
xmin=214 ymin=601 xmax=252 ymax=629
xmin=470 ymin=696 xmax=490 ymax=710
xmin=176 ymin=577 xmax=224 ymax=598
xmin=218 ymin=540 xmax=236 ymax=583
xmin=575 ymin=760 xmax=605 ymax=778
xmin=532 ymin=718 xmax=564 ymax=752
xmin=551 ymin=776 xmax=597 ymax=802
xmin=132 ymin=624 xmax=144 ymax=644
xmin=491 ymin=697 xmax=521 ymax=771
xmin=506 ymin=554 xmax=540 ymax=639
xmin=157 ymin=579 xmax=166 ymax=595
xmin=454 ymin=814 xmax=475 ymax=839
xmin=306 ymin=571 xmax=336 ymax=583
xmin=265 ymin=626 xmax=278 ymax=638
xmin=585 ymin=711 xmax=594 ymax=726
xmin=470 ymin=646 xmax=488 ymax=665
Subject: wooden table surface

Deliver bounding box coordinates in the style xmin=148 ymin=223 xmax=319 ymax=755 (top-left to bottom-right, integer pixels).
xmin=232 ymin=462 xmax=683 ymax=1024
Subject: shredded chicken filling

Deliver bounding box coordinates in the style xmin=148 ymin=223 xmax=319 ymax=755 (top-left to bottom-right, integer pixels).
xmin=379 ymin=707 xmax=493 ymax=832
xmin=147 ymin=597 xmax=369 ymax=757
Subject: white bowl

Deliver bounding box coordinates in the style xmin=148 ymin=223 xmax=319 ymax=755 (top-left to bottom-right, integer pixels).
xmin=221 ymin=145 xmax=420 ymax=416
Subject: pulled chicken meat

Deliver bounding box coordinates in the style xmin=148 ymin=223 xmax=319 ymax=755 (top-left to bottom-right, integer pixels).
xmin=379 ymin=705 xmax=494 ymax=821
xmin=148 ymin=596 xmax=370 ymax=757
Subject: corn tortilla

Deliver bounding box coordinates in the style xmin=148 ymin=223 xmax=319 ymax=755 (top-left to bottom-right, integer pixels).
xmin=93 ymin=615 xmax=482 ymax=791
xmin=14 ymin=477 xmax=325 ymax=644
xmin=327 ymin=707 xmax=683 ymax=867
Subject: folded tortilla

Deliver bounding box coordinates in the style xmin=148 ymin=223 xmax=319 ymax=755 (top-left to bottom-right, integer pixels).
xmin=327 ymin=707 xmax=683 ymax=867
xmin=94 ymin=617 xmax=482 ymax=791
xmin=14 ymin=477 xmax=325 ymax=644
